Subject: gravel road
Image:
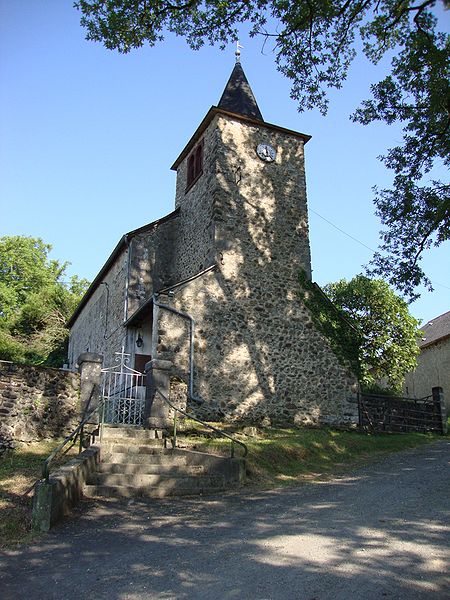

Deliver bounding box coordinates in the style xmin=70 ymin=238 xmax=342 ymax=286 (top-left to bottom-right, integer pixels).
xmin=1 ymin=440 xmax=449 ymax=600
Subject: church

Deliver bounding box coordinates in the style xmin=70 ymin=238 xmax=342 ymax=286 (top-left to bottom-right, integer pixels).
xmin=68 ymin=58 xmax=359 ymax=426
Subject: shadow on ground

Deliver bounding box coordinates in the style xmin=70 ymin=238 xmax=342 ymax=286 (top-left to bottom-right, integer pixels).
xmin=1 ymin=442 xmax=449 ymax=600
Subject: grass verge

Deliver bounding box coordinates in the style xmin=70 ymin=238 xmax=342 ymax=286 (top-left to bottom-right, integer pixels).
xmin=0 ymin=440 xmax=77 ymax=549
xmin=178 ymin=424 xmax=445 ymax=486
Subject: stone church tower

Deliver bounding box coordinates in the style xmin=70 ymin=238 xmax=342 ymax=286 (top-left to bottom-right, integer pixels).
xmin=68 ymin=60 xmax=358 ymax=426
xmin=153 ymin=61 xmax=357 ymax=425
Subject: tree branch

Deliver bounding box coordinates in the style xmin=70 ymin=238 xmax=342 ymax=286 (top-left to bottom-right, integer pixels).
xmin=410 ymin=210 xmax=445 ymax=268
xmin=335 ymin=0 xmax=371 ymax=57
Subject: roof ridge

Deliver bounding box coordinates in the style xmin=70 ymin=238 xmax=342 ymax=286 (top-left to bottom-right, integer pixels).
xmin=419 ymin=309 xmax=450 ymax=348
xmin=422 ymin=309 xmax=450 ymax=326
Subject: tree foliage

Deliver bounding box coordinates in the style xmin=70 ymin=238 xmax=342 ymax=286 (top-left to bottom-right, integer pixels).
xmin=0 ymin=236 xmax=89 ymax=367
xmin=324 ymin=275 xmax=420 ymax=391
xmin=75 ymin=0 xmax=449 ymax=299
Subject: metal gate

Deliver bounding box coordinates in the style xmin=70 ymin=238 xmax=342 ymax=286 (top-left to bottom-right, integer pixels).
xmin=101 ymin=349 xmax=146 ymax=426
xmin=358 ymin=390 xmax=445 ymax=434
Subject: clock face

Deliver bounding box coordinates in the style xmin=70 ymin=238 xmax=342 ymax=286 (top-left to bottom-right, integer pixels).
xmin=256 ymin=143 xmax=276 ymax=162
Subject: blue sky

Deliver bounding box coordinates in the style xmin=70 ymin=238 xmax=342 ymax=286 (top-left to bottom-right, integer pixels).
xmin=1 ymin=1 xmax=448 ymax=325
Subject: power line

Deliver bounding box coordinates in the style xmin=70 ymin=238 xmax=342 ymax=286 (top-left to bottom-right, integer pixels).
xmin=431 ymin=280 xmax=450 ymax=291
xmin=309 ymin=208 xmax=450 ymax=291
xmin=309 ymin=208 xmax=376 ymax=253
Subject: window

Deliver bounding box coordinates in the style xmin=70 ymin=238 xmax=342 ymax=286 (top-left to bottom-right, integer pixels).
xmin=186 ymin=140 xmax=203 ymax=190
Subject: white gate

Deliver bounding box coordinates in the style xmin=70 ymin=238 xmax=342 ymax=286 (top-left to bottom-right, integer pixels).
xmin=101 ymin=349 xmax=146 ymax=426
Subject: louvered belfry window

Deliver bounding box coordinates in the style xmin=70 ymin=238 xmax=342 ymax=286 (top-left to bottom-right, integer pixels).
xmin=186 ymin=140 xmax=203 ymax=190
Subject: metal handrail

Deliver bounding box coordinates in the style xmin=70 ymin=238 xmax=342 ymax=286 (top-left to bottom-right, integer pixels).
xmin=157 ymin=390 xmax=248 ymax=458
xmin=42 ymin=399 xmax=105 ymax=482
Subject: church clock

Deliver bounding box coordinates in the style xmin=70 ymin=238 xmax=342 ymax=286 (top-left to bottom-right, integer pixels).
xmin=256 ymin=143 xmax=276 ymax=162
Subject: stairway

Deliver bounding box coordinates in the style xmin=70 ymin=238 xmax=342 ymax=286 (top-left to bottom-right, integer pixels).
xmin=83 ymin=426 xmax=246 ymax=499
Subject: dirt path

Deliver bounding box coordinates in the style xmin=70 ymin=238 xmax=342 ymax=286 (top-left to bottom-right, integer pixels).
xmin=1 ymin=440 xmax=449 ymax=599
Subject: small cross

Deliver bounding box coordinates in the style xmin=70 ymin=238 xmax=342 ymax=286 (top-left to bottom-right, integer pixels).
xmin=115 ymin=346 xmax=131 ymax=373
xmin=235 ymin=41 xmax=243 ymax=63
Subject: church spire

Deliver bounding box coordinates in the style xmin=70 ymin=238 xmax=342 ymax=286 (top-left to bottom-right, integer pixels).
xmin=217 ymin=60 xmax=264 ymax=122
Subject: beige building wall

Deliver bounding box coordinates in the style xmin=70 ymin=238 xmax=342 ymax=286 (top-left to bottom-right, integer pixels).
xmin=404 ymin=339 xmax=450 ymax=410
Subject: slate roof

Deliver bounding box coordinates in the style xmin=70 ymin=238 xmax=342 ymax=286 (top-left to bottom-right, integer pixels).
xmin=218 ymin=62 xmax=263 ymax=121
xmin=419 ymin=310 xmax=450 ymax=349
xmin=172 ymin=62 xmax=311 ymax=171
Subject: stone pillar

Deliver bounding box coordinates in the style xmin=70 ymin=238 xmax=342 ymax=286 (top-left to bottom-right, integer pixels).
xmin=78 ymin=353 xmax=103 ymax=420
xmin=144 ymin=359 xmax=172 ymax=429
xmin=432 ymin=386 xmax=447 ymax=435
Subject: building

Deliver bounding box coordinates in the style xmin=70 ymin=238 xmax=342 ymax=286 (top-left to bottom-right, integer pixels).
xmin=404 ymin=311 xmax=450 ymax=409
xmin=68 ymin=60 xmax=359 ymax=426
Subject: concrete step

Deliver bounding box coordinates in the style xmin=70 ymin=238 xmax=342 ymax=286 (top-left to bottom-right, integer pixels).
xmin=101 ymin=434 xmax=166 ymax=447
xmin=83 ymin=478 xmax=230 ymax=499
xmin=104 ymin=452 xmax=188 ymax=465
xmin=101 ymin=427 xmax=165 ymax=441
xmin=88 ymin=472 xmax=225 ymax=488
xmin=98 ymin=462 xmax=205 ymax=476
xmin=101 ymin=442 xmax=167 ymax=455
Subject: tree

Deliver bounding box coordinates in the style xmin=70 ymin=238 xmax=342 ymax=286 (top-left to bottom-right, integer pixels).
xmin=0 ymin=236 xmax=89 ymax=366
xmin=75 ymin=0 xmax=449 ymax=300
xmin=324 ymin=275 xmax=420 ymax=391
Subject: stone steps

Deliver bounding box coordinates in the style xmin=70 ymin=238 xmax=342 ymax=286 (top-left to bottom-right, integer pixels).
xmin=89 ymin=472 xmax=226 ymax=488
xmin=83 ymin=426 xmax=245 ymax=499
xmin=84 ymin=481 xmax=228 ymax=499
xmin=101 ymin=442 xmax=167 ymax=454
xmin=101 ymin=427 xmax=165 ymax=441
xmin=104 ymin=451 xmax=188 ymax=465
xmin=98 ymin=462 xmax=204 ymax=475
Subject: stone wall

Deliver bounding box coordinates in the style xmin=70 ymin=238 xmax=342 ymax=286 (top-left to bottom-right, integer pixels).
xmin=404 ymin=339 xmax=450 ymax=410
xmin=168 ymin=377 xmax=188 ymax=423
xmin=0 ymin=361 xmax=80 ymax=452
xmin=158 ymin=112 xmax=358 ymax=426
xmin=68 ymin=245 xmax=128 ymax=368
xmin=213 ymin=115 xmax=312 ymax=280
xmin=128 ymin=217 xmax=180 ymax=316
xmin=158 ymin=271 xmax=358 ymax=426
xmin=69 ymin=215 xmax=180 ymax=370
xmin=173 ymin=117 xmax=218 ymax=280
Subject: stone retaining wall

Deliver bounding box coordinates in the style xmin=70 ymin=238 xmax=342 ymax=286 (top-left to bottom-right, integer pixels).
xmin=0 ymin=361 xmax=80 ymax=453
xmin=32 ymin=446 xmax=100 ymax=532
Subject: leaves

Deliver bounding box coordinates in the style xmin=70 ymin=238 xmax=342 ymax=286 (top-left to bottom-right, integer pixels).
xmin=75 ymin=0 xmax=449 ymax=298
xmin=368 ymin=181 xmax=450 ymax=299
xmin=0 ymin=236 xmax=89 ymax=366
xmin=354 ymin=13 xmax=450 ymax=298
xmin=324 ymin=275 xmax=421 ymax=391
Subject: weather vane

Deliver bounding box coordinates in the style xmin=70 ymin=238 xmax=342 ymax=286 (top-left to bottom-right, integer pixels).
xmin=235 ymin=41 xmax=243 ymax=63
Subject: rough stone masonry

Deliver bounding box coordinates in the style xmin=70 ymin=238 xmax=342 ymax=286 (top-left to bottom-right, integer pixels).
xmin=68 ymin=62 xmax=359 ymax=427
xmin=0 ymin=361 xmax=80 ymax=453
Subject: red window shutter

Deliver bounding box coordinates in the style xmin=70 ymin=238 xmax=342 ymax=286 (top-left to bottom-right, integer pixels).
xmin=187 ymin=154 xmax=195 ymax=187
xmin=186 ymin=139 xmax=204 ymax=191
